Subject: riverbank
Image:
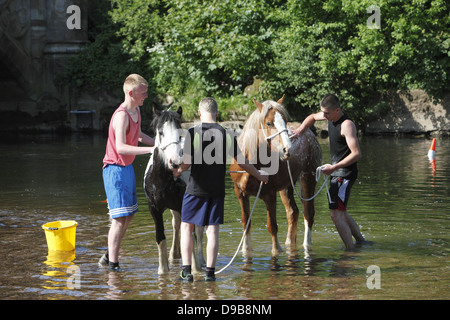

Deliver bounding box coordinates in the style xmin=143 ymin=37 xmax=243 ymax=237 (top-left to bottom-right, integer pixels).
xmin=1 ymin=90 xmax=449 ymax=137
xmin=177 ymin=89 xmax=450 ymax=138
xmin=364 ymin=90 xmax=450 ymax=137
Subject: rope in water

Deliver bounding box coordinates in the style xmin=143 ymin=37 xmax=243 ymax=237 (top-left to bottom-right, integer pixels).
xmin=215 ymin=171 xmax=263 ymax=275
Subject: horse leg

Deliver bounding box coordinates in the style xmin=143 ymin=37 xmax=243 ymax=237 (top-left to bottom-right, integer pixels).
xmin=150 ymin=207 xmax=169 ymax=274
xmin=300 ymin=173 xmax=316 ymax=248
xmin=169 ymin=210 xmax=181 ymax=262
xmin=279 ymin=187 xmax=299 ymax=250
xmin=235 ymin=186 xmax=252 ymax=257
xmin=192 ymin=225 xmax=205 ymax=274
xmin=262 ymin=192 xmax=283 ymax=256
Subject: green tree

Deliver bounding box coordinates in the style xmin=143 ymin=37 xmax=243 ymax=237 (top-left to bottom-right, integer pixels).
xmin=153 ymin=0 xmax=276 ymax=96
xmin=264 ymin=0 xmax=450 ymax=124
xmin=63 ymin=0 xmax=449 ymax=124
xmin=61 ymin=0 xmax=151 ymax=98
xmin=109 ymin=0 xmax=167 ymax=62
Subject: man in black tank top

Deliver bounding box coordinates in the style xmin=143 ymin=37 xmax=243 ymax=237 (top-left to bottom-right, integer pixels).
xmin=172 ymin=97 xmax=268 ymax=281
xmin=292 ymin=94 xmax=366 ymax=250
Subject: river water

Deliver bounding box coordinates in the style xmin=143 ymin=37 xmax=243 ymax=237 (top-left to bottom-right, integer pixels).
xmin=0 ymin=133 xmax=448 ymax=300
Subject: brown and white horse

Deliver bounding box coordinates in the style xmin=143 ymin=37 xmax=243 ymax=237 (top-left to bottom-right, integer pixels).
xmin=230 ymin=95 xmax=322 ymax=257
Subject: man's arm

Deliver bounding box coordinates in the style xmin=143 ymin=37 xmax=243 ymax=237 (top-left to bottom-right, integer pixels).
xmin=238 ymin=159 xmax=269 ymax=184
xmin=291 ymin=112 xmax=326 ymax=136
xmin=233 ymin=141 xmax=269 ymax=184
xmin=171 ymin=152 xmax=192 ymax=178
xmin=139 ymin=131 xmax=155 ymax=146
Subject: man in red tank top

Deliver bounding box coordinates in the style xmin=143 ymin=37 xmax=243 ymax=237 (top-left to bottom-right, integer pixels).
xmin=99 ymin=74 xmax=155 ymax=271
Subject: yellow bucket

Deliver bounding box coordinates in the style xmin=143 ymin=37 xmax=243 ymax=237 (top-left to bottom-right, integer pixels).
xmin=42 ymin=220 xmax=77 ymax=251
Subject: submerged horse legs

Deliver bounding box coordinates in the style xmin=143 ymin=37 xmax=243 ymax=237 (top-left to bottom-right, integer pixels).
xmin=169 ymin=210 xmax=181 ymax=262
xmin=237 ymin=187 xmax=283 ymax=257
xmin=235 ymin=186 xmax=253 ymax=257
xmin=192 ymin=225 xmax=205 ymax=274
xmin=279 ymin=187 xmax=299 ymax=250
xmin=152 ymin=209 xmax=205 ymax=274
xmin=150 ymin=207 xmax=170 ymax=274
xmin=262 ymin=192 xmax=283 ymax=256
xmin=300 ymin=173 xmax=316 ymax=248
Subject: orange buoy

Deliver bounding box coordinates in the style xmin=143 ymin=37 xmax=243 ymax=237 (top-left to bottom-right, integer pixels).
xmin=427 ymin=138 xmax=436 ymax=161
xmin=430 ymin=159 xmax=436 ymax=174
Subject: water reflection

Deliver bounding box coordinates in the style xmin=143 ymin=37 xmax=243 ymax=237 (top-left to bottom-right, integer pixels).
xmin=104 ymin=271 xmax=129 ymax=300
xmin=42 ymin=250 xmax=77 ymax=290
xmin=1 ymin=134 xmax=449 ymax=300
xmin=179 ymin=281 xmax=219 ymax=300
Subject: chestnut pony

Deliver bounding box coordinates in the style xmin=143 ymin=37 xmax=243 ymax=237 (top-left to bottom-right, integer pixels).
xmin=230 ymin=95 xmax=322 ymax=257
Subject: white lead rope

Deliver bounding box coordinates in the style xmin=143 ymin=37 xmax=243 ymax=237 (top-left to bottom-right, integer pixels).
xmin=216 ymin=158 xmax=329 ymax=274
xmin=216 ymin=177 xmax=264 ymax=275
xmin=287 ymin=160 xmax=331 ymax=203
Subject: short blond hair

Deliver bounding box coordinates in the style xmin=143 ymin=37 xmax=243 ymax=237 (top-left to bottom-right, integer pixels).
xmin=198 ymin=97 xmax=218 ymax=114
xmin=123 ymin=74 xmax=148 ymax=94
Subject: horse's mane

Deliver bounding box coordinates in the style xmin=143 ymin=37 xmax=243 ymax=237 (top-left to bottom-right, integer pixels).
xmin=239 ymin=100 xmax=290 ymax=161
xmin=151 ymin=110 xmax=182 ymax=133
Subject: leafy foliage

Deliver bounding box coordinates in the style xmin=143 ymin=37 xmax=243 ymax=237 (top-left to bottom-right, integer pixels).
xmin=153 ymin=0 xmax=276 ymax=96
xmin=63 ymin=0 xmax=450 ymax=124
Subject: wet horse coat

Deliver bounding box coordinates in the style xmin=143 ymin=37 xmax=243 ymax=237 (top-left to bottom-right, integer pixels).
xmin=144 ymin=107 xmax=204 ymax=274
xmin=144 ymin=108 xmax=185 ymax=274
xmin=230 ymin=96 xmax=322 ymax=256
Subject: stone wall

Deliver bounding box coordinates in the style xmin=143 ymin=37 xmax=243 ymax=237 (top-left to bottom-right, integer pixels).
xmin=0 ymin=0 xmax=89 ymax=132
xmin=293 ymin=90 xmax=450 ymax=137
xmin=365 ymin=90 xmax=450 ymax=136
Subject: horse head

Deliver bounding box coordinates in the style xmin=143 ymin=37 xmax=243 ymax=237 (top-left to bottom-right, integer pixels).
xmin=253 ymin=94 xmax=292 ymax=161
xmin=152 ymin=106 xmax=184 ymax=170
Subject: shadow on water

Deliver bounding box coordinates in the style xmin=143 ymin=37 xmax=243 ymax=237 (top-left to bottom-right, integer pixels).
xmin=0 ymin=134 xmax=448 ymax=300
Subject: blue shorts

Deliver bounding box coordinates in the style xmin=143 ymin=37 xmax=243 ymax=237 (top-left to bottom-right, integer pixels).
xmin=103 ymin=164 xmax=138 ymax=219
xmin=181 ymin=193 xmax=224 ymax=226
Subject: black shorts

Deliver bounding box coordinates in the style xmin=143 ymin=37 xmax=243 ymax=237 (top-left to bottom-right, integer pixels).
xmin=328 ymin=176 xmax=356 ymax=211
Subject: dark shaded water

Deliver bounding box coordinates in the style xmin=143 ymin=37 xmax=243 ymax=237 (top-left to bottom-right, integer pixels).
xmin=0 ymin=133 xmax=448 ymax=300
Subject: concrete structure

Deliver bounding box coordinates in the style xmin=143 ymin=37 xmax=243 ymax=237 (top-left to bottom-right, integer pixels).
xmin=365 ymin=90 xmax=450 ymax=136
xmin=0 ymin=0 xmax=99 ymax=131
